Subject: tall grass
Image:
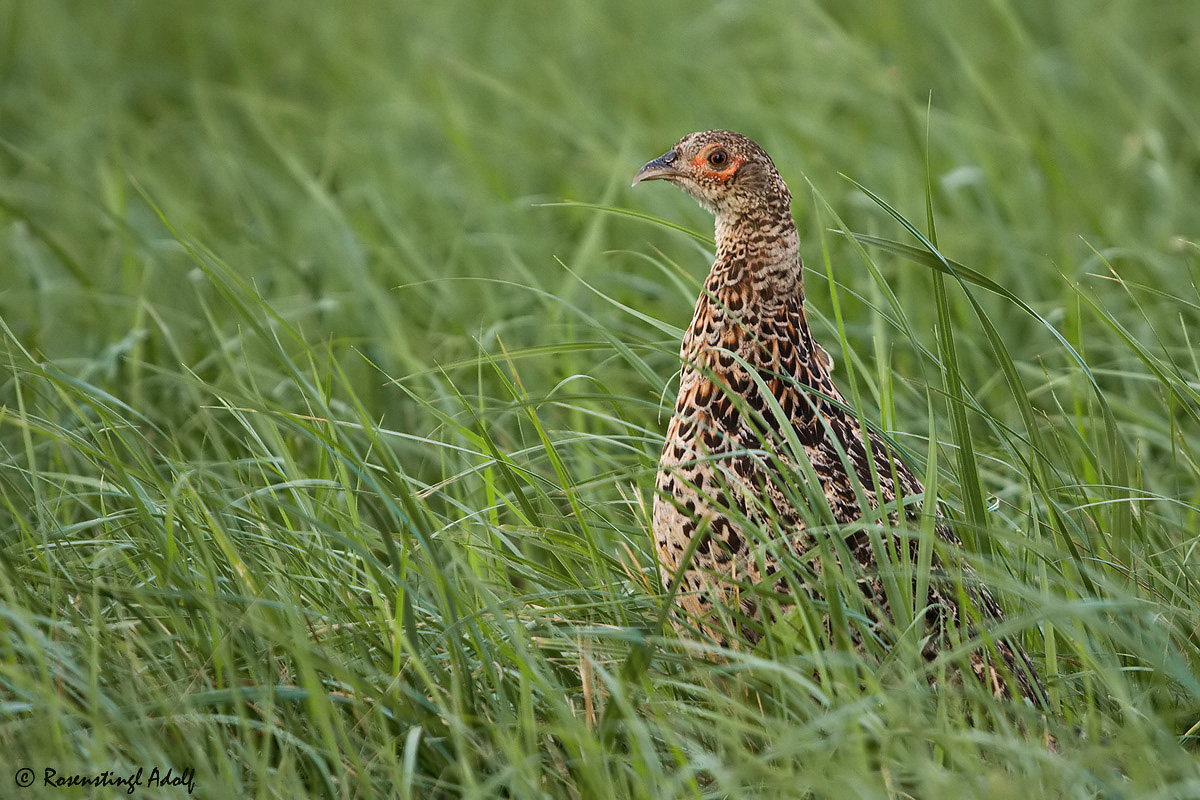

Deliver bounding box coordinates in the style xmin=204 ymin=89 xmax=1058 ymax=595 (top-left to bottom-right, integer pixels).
xmin=2 ymin=0 xmax=1199 ymax=797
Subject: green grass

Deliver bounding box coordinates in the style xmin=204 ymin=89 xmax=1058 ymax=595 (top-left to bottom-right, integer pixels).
xmin=3 ymin=0 xmax=1200 ymax=796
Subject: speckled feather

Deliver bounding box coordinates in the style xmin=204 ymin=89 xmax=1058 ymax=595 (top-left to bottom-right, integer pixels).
xmin=635 ymin=130 xmax=1045 ymax=706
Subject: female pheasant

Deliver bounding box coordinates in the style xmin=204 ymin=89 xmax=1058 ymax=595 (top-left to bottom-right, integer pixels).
xmin=633 ymin=130 xmax=1045 ymax=705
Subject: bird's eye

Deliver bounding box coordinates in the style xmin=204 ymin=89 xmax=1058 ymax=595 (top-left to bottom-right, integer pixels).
xmin=707 ymin=148 xmax=729 ymax=168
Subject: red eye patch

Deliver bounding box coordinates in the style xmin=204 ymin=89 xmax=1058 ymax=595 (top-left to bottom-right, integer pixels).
xmin=690 ymin=152 xmax=744 ymax=183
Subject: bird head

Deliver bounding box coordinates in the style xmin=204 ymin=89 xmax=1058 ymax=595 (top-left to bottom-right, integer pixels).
xmin=632 ymin=130 xmax=789 ymax=217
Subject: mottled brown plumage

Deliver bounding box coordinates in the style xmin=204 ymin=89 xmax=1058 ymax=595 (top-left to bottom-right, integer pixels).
xmin=633 ymin=130 xmax=1046 ymax=706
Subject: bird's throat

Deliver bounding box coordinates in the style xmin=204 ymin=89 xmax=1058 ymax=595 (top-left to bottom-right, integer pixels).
xmin=711 ymin=210 xmax=804 ymax=301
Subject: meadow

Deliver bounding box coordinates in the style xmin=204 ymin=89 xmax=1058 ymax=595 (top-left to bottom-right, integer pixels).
xmin=2 ymin=0 xmax=1199 ymax=796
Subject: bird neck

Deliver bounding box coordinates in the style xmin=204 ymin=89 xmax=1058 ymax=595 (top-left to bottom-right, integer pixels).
xmin=710 ymin=204 xmax=803 ymax=302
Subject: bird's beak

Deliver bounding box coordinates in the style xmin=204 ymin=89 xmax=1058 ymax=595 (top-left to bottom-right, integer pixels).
xmin=632 ymin=151 xmax=682 ymax=187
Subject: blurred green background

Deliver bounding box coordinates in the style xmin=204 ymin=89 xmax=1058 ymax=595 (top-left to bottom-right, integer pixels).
xmin=7 ymin=1 xmax=1196 ymax=376
xmin=3 ymin=1 xmax=1200 ymax=797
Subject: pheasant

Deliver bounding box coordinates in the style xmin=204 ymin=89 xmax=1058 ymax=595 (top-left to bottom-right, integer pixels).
xmin=633 ymin=129 xmax=1046 ymax=706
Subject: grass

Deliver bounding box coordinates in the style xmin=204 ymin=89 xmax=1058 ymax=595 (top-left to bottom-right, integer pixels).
xmin=2 ymin=0 xmax=1200 ymax=796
